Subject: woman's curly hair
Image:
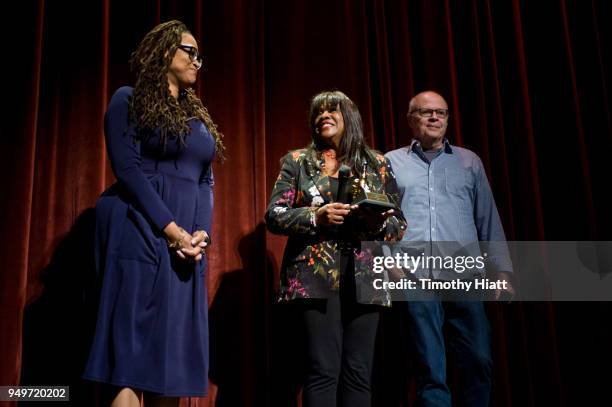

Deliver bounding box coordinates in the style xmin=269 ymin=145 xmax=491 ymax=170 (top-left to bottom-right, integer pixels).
xmin=128 ymin=20 xmax=225 ymax=162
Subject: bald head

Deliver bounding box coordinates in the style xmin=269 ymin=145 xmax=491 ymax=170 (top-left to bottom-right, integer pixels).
xmin=408 ymin=91 xmax=448 ymax=114
xmin=407 ymin=91 xmax=449 ymax=150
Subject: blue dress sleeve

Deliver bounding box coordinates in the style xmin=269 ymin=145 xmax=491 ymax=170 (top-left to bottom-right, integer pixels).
xmin=104 ymin=87 xmax=175 ymax=232
xmin=194 ymin=164 xmax=214 ymax=236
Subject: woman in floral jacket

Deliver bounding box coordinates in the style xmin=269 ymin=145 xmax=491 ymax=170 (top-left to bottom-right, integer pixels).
xmin=265 ymin=90 xmax=406 ymax=407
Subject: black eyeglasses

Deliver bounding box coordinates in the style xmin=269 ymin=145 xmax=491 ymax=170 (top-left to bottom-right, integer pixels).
xmin=177 ymin=44 xmax=203 ymax=69
xmin=410 ymin=108 xmax=449 ymax=119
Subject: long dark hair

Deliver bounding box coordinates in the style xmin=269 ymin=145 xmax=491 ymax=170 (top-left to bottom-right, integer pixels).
xmin=307 ymin=90 xmax=377 ymax=175
xmin=128 ymin=20 xmax=225 ymax=162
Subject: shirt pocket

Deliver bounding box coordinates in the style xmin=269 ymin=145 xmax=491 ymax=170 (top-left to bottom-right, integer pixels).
xmin=445 ymin=167 xmax=476 ymax=193
xmin=444 ymin=167 xmax=474 ymax=213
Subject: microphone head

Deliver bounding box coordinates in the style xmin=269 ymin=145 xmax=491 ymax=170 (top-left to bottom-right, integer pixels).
xmin=339 ymin=164 xmax=351 ymax=178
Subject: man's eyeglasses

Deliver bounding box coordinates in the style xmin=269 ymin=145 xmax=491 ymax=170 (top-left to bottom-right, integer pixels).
xmin=410 ymin=108 xmax=449 ymax=119
xmin=177 ymin=45 xmax=203 ymax=69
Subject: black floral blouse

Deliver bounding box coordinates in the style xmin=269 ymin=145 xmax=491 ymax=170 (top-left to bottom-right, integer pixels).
xmin=265 ymin=148 xmax=407 ymax=306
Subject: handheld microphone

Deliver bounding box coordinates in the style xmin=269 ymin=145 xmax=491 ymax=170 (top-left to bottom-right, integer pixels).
xmin=333 ymin=164 xmax=352 ymax=243
xmin=336 ymin=164 xmax=351 ymax=204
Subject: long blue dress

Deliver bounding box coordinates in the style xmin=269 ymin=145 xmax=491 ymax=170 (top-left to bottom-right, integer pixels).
xmin=83 ymin=86 xmax=214 ymax=396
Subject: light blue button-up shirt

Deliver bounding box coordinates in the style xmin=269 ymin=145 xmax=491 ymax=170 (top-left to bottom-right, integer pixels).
xmin=385 ymin=139 xmax=512 ymax=279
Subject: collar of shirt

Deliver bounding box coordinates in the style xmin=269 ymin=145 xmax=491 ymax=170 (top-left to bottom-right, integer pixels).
xmin=408 ymin=138 xmax=453 ymax=162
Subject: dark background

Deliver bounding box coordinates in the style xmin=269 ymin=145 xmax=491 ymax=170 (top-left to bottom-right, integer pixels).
xmin=1 ymin=0 xmax=612 ymax=406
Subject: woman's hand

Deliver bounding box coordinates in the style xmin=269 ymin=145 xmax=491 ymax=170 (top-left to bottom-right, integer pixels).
xmin=353 ymin=207 xmax=396 ymax=234
xmin=164 ymin=222 xmax=208 ymax=261
xmin=316 ymin=203 xmax=351 ymax=226
xmin=184 ymin=230 xmax=210 ymax=262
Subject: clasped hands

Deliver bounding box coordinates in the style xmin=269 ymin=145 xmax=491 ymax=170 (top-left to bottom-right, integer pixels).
xmin=315 ymin=202 xmax=395 ymax=232
xmin=164 ymin=222 xmax=210 ymax=262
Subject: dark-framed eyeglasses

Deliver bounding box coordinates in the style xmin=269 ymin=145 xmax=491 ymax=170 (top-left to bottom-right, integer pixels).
xmin=410 ymin=108 xmax=449 ymax=119
xmin=177 ymin=44 xmax=203 ymax=69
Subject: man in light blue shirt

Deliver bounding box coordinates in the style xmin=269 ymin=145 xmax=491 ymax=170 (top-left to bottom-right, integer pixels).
xmin=385 ymin=91 xmax=514 ymax=407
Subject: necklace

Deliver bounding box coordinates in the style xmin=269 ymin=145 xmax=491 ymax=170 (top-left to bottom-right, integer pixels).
xmin=322 ymin=149 xmax=337 ymax=159
xmin=321 ymin=150 xmax=338 ymax=174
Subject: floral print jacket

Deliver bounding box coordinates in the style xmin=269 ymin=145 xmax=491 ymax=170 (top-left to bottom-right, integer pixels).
xmin=265 ymin=148 xmax=407 ymax=306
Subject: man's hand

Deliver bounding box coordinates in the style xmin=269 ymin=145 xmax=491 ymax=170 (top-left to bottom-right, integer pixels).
xmin=494 ymin=271 xmax=515 ymax=302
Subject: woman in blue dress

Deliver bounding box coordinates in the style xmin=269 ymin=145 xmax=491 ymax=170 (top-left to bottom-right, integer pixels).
xmin=83 ymin=20 xmax=225 ymax=406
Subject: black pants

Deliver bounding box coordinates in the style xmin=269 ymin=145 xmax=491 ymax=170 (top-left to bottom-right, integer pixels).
xmin=301 ymin=279 xmax=380 ymax=407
